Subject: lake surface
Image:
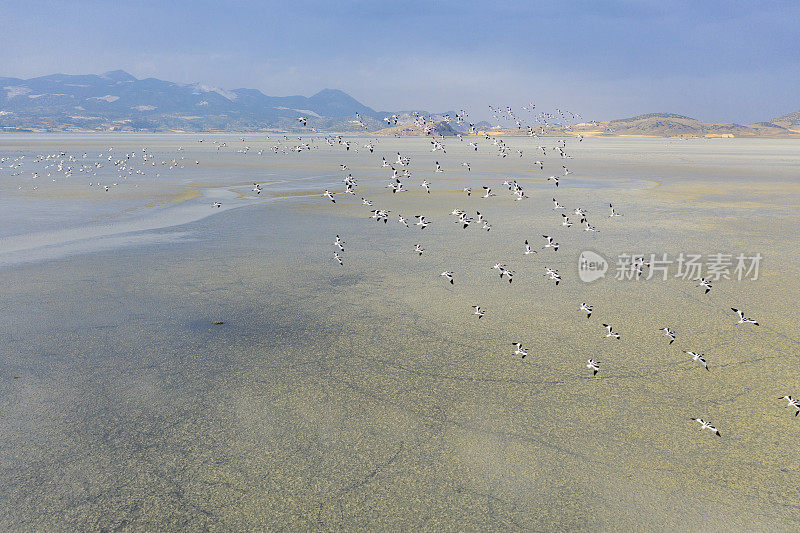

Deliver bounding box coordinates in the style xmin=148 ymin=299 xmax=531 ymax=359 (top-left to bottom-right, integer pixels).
xmin=1 ymin=134 xmax=800 ymax=530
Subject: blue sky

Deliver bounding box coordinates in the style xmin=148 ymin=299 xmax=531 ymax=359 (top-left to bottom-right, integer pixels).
xmin=2 ymin=0 xmax=799 ymax=122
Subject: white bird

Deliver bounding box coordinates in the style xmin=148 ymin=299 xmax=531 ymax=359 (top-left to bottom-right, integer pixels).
xmin=481 ymin=186 xmax=495 ymax=198
xmin=440 ymin=271 xmax=454 ymax=284
xmin=732 ymin=308 xmax=759 ymax=325
xmin=472 ymin=306 xmax=485 ymax=319
xmin=684 ymin=351 xmax=709 ymax=371
xmin=323 ymin=189 xmax=336 ymax=203
xmin=696 ymin=278 xmax=712 ymax=294
xmin=660 ymin=327 xmax=676 ymax=344
xmin=420 ymin=180 xmax=431 ymax=193
xmin=542 ymin=235 xmax=559 ymax=251
xmin=779 ymin=396 xmax=800 ymax=416
xmin=547 ymin=176 xmax=560 ymax=187
xmin=512 ymin=342 xmax=528 ymax=359
xmin=333 ymin=252 xmax=343 ymax=265
xmin=415 ymin=215 xmax=430 ymax=229
xmin=545 ymin=268 xmax=561 ymax=285
xmin=212 ymin=202 xmax=222 ymax=208
xmin=580 ymin=303 xmax=593 ymax=318
xmin=524 ymin=240 xmax=537 ymax=255
xmin=691 ymin=418 xmax=721 ymax=437
xmin=587 ymin=359 xmax=600 ymax=376
xmin=609 ymin=204 xmax=622 ymax=217
xmin=561 ymin=214 xmax=573 ymax=227
xmin=552 ymin=198 xmax=565 ymax=210
xmin=603 ymin=324 xmax=620 ymax=339
xmin=398 ymin=215 xmax=409 ymax=227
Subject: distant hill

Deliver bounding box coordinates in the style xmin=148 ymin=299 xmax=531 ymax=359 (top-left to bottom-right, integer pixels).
xmin=589 ymin=112 xmax=798 ymax=137
xmin=373 ymin=120 xmax=459 ymax=137
xmin=0 ymin=70 xmax=395 ymax=132
xmin=1 ymin=71 xmax=798 ymax=137
xmin=480 ymin=112 xmax=799 ymax=138
xmin=771 ymin=110 xmax=800 ymax=130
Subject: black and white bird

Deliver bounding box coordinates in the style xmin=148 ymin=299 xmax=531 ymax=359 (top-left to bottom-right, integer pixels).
xmin=542 ymin=235 xmax=559 ymax=251
xmin=587 ymin=359 xmax=600 ymax=376
xmin=524 ymin=240 xmax=537 ymax=255
xmin=660 ymin=327 xmax=676 ymax=344
xmin=552 ymin=198 xmax=565 ymax=210
xmin=361 ymin=197 xmax=373 ymax=206
xmin=609 ymin=204 xmax=622 ymax=217
xmin=414 ymin=244 xmax=424 ymax=256
xmin=561 ymin=214 xmax=573 ymax=227
xmin=779 ymin=396 xmax=800 ymax=416
xmin=580 ymin=302 xmax=593 ymax=318
xmin=482 ymin=186 xmax=495 ymax=198
xmin=691 ymin=418 xmax=721 ymax=437
xmin=472 ymin=306 xmax=485 ymax=319
xmin=398 ymin=215 xmax=409 ymax=227
xmin=603 ymin=324 xmax=620 ymax=339
xmin=440 ymin=271 xmax=454 ymax=284
xmin=512 ymin=342 xmax=528 ymax=359
xmin=545 ymin=268 xmax=561 ymax=285
xmin=420 ymin=180 xmax=431 ymax=193
xmin=212 ymin=202 xmax=222 ymax=208
xmin=684 ymin=351 xmax=709 ymax=371
xmin=323 ymin=189 xmax=336 ymax=203
xmin=333 ymin=252 xmax=343 ymax=265
xmin=334 ymin=235 xmax=345 ymax=251
xmin=732 ymin=308 xmax=759 ymax=325
xmin=547 ymin=176 xmax=560 ymax=187
xmin=415 ymin=215 xmax=430 ymax=229
xmin=463 ymin=187 xmax=472 ymax=196
xmin=696 ymin=278 xmax=712 ymax=294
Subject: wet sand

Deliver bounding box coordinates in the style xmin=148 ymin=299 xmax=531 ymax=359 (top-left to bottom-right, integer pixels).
xmin=1 ymin=135 xmax=800 ymax=530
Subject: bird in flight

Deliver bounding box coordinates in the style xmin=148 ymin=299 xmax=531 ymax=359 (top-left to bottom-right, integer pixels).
xmin=691 ymin=418 xmax=721 ymax=437
xmin=732 ymin=308 xmax=759 ymax=325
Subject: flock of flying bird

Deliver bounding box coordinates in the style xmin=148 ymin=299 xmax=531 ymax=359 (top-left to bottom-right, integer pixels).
xmin=1 ymin=104 xmax=782 ymax=441
xmin=303 ymin=107 xmax=775 ymax=440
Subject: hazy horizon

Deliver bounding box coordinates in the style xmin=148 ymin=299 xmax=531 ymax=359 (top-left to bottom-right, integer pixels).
xmin=3 ymin=1 xmax=799 ymax=124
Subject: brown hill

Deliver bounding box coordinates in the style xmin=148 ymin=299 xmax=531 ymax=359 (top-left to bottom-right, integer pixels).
xmin=771 ymin=110 xmax=800 ymax=131
xmin=372 ymin=120 xmax=459 ymax=136
xmin=473 ymin=113 xmax=799 ymax=138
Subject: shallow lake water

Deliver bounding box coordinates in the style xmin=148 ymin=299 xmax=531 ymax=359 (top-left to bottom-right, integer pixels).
xmin=1 ymin=134 xmax=800 ymax=529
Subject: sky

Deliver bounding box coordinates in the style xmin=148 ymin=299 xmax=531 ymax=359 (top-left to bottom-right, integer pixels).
xmin=2 ymin=0 xmax=799 ymax=123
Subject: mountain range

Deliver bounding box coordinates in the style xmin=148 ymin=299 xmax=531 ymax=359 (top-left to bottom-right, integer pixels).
xmin=1 ymin=70 xmax=799 ymax=137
